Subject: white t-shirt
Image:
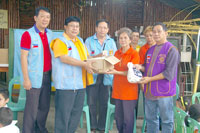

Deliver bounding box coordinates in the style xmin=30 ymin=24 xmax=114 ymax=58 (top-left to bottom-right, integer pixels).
xmin=0 ymin=121 xmax=20 ymax=133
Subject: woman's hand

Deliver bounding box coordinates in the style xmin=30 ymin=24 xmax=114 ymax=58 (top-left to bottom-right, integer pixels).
xmin=105 ymin=68 xmax=127 ymax=76
xmin=105 ymin=68 xmax=118 ymax=75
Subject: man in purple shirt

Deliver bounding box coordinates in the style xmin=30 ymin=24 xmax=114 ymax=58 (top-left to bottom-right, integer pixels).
xmin=136 ymin=22 xmax=180 ymax=133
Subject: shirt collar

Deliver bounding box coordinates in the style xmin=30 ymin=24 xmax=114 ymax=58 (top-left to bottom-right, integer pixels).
xmin=93 ymin=33 xmax=111 ymax=41
xmin=119 ymin=46 xmax=134 ymax=55
xmin=63 ymin=32 xmax=78 ymax=42
xmin=145 ymin=43 xmax=150 ymax=48
xmin=34 ymin=24 xmax=47 ymax=33
xmin=156 ymin=41 xmax=168 ymax=47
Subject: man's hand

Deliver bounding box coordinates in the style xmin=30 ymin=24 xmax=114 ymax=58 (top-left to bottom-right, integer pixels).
xmin=138 ymin=76 xmax=152 ymax=84
xmin=23 ymin=79 xmax=32 ymax=90
xmin=92 ymin=53 xmax=103 ymax=58
xmin=84 ymin=61 xmax=95 ymax=74
xmin=21 ymin=49 xmax=31 ymax=90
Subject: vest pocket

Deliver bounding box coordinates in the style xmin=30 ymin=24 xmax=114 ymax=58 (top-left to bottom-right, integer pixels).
xmin=156 ymin=80 xmax=171 ymax=94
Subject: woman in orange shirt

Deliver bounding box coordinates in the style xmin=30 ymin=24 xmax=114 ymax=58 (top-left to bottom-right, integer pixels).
xmin=139 ymin=26 xmax=155 ymax=64
xmin=107 ymin=27 xmax=140 ymax=133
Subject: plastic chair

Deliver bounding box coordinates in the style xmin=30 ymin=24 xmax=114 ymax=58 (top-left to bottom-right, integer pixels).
xmin=105 ymin=89 xmax=136 ymax=133
xmin=142 ymin=83 xmax=180 ymax=133
xmin=192 ymin=92 xmax=200 ymax=104
xmin=175 ymin=83 xmax=180 ymax=100
xmin=173 ymin=106 xmax=188 ymax=133
xmin=186 ymin=116 xmax=200 ymax=133
xmin=7 ymin=77 xmax=26 ymax=120
xmin=141 ymin=91 xmax=146 ymax=133
xmin=105 ymin=96 xmax=116 ymax=133
xmin=80 ymin=93 xmax=91 ymax=133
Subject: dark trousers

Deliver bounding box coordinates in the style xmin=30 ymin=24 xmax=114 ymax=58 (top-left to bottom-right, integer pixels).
xmin=55 ymin=89 xmax=85 ymax=133
xmin=86 ymin=75 xmax=109 ymax=130
xmin=22 ymin=71 xmax=51 ymax=133
xmin=115 ymin=99 xmax=137 ymax=133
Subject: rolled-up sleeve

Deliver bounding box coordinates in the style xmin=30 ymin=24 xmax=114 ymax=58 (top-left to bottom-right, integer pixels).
xmin=162 ymin=47 xmax=180 ymax=81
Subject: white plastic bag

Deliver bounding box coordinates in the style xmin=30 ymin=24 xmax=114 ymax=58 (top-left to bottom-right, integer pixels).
xmin=127 ymin=62 xmax=142 ymax=83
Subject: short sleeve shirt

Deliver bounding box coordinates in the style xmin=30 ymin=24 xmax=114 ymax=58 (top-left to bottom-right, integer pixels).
xmin=85 ymin=34 xmax=117 ymax=56
xmin=139 ymin=43 xmax=150 ymax=64
xmin=112 ymin=47 xmax=140 ymax=100
xmin=20 ymin=25 xmax=51 ymax=72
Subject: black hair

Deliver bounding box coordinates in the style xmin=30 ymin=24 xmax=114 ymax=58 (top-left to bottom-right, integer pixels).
xmin=0 ymin=107 xmax=13 ymax=127
xmin=0 ymin=88 xmax=9 ymax=100
xmin=96 ymin=19 xmax=109 ymax=28
xmin=132 ymin=28 xmax=140 ymax=36
xmin=35 ymin=6 xmax=50 ymax=16
xmin=153 ymin=22 xmax=168 ymax=31
xmin=185 ymin=104 xmax=200 ymax=127
xmin=64 ymin=16 xmax=80 ymax=26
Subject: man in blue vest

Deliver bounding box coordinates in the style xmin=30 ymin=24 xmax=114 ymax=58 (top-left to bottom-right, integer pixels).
xmin=85 ymin=19 xmax=117 ymax=133
xmin=50 ymin=16 xmax=94 ymax=133
xmin=20 ymin=6 xmax=52 ymax=133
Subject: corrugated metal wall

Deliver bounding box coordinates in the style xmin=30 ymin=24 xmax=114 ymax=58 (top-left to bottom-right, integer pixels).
xmin=0 ymin=0 xmax=192 ymax=48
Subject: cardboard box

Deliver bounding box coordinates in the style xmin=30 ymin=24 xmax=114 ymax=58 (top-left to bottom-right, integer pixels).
xmin=87 ymin=56 xmax=120 ymax=73
xmin=0 ymin=49 xmax=8 ymax=65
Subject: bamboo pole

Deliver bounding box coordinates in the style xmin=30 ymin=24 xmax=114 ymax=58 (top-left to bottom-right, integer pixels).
xmin=193 ymin=64 xmax=200 ymax=94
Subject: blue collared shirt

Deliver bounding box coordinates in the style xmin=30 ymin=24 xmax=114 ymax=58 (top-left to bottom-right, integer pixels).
xmin=85 ymin=33 xmax=117 ymax=56
xmin=85 ymin=33 xmax=117 ymax=85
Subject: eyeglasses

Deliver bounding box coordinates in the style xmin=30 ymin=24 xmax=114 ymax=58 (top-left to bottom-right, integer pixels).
xmin=98 ymin=27 xmax=108 ymax=30
xmin=68 ymin=24 xmax=80 ymax=29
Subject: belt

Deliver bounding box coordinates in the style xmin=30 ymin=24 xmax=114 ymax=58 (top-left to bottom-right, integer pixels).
xmin=57 ymin=89 xmax=85 ymax=93
xmin=67 ymin=89 xmax=79 ymax=92
xmin=43 ymin=70 xmax=51 ymax=74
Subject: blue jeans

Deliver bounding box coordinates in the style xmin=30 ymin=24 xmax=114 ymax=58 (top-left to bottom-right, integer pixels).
xmin=145 ymin=97 xmax=174 ymax=133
